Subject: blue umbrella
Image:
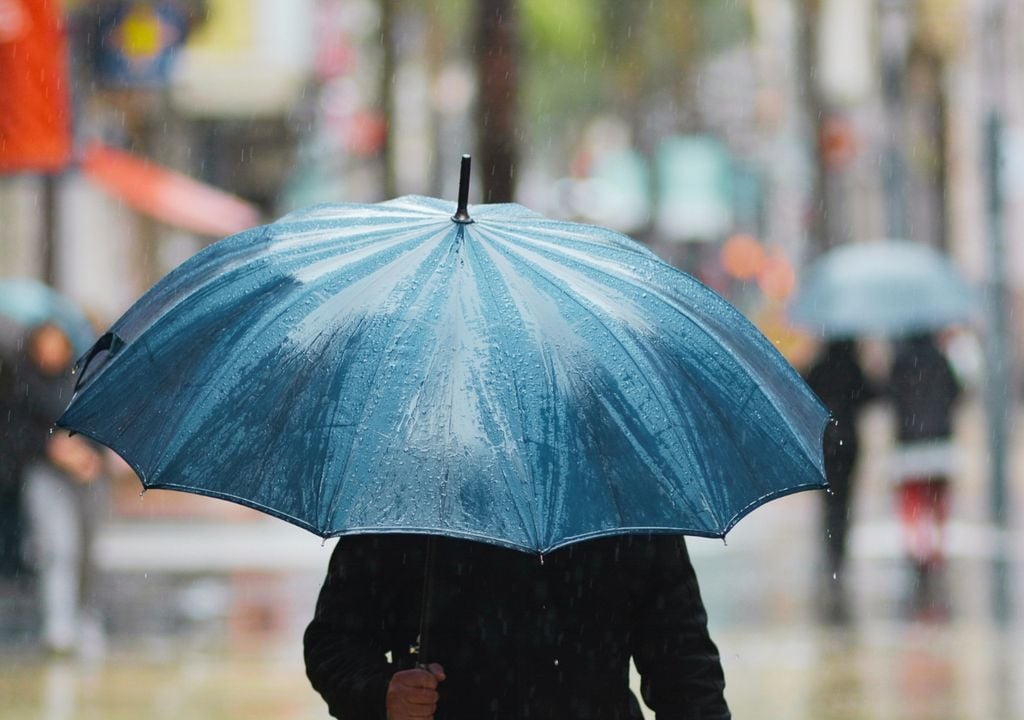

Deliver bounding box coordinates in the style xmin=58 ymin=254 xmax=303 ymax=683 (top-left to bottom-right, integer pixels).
xmin=0 ymin=278 xmax=95 ymax=354
xmin=59 ymin=158 xmax=827 ymax=554
xmin=790 ymin=240 xmax=977 ymax=337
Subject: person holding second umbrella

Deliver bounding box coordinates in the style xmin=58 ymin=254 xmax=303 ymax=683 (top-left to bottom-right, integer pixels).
xmin=802 ymin=338 xmax=878 ymax=621
xmin=888 ymin=332 xmax=962 ymax=608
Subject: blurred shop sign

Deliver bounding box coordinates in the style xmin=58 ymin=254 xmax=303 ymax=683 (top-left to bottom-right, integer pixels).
xmin=817 ymin=0 xmax=873 ymax=106
xmin=918 ymin=0 xmax=967 ymax=59
xmin=655 ymin=136 xmax=734 ymax=243
xmin=575 ymin=150 xmax=651 ymax=235
xmin=171 ymin=0 xmax=314 ymax=117
xmin=93 ymin=1 xmax=190 ymax=88
xmin=0 ymin=0 xmax=72 ymax=173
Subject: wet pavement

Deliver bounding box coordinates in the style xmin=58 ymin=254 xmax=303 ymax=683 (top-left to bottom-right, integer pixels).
xmin=2 ymin=399 xmax=1023 ymax=718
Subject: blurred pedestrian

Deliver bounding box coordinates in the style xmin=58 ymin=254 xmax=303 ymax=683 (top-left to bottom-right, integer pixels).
xmin=15 ymin=322 xmax=105 ymax=654
xmin=803 ymin=338 xmax=877 ymax=620
xmin=0 ymin=316 xmax=31 ymax=580
xmin=888 ymin=333 xmax=961 ymax=601
xmin=305 ymin=534 xmax=730 ymax=719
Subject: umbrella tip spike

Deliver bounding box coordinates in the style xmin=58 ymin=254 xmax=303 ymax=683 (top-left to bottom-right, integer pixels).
xmin=452 ymin=155 xmax=473 ymax=224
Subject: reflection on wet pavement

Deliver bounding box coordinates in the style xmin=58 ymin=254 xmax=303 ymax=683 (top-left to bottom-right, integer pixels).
xmin=3 ymin=618 xmax=1021 ymax=720
xmin=1 ymin=648 xmax=329 ymax=720
xmin=719 ymin=622 xmax=1022 ymax=719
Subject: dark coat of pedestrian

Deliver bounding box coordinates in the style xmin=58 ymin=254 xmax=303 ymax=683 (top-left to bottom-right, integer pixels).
xmin=0 ymin=317 xmax=50 ymax=484
xmin=304 ymin=533 xmax=730 ymax=720
xmin=890 ymin=334 xmax=961 ymax=444
xmin=0 ymin=317 xmax=31 ymax=577
xmin=803 ymin=339 xmax=876 ymax=592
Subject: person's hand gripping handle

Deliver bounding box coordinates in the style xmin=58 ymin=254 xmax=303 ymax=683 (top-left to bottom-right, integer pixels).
xmin=386 ymin=663 xmax=446 ymax=720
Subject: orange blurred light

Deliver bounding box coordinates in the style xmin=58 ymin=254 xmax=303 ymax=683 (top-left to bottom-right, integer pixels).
xmin=820 ymin=116 xmax=858 ymax=169
xmin=757 ymin=253 xmax=797 ymax=301
xmin=347 ymin=110 xmax=387 ymax=157
xmin=750 ymin=303 xmax=816 ymax=369
xmin=720 ymin=233 xmax=765 ymax=280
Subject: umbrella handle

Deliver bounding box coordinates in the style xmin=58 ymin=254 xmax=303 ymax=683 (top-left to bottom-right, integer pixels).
xmin=414 ymin=535 xmax=437 ymax=663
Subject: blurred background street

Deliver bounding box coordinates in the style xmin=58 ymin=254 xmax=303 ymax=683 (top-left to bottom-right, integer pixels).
xmin=3 ymin=0 xmax=1024 ymax=717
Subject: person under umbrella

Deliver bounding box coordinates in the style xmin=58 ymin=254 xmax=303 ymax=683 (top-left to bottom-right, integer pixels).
xmin=58 ymin=158 xmax=825 ymax=717
xmin=0 ymin=315 xmax=31 ymax=579
xmin=305 ymin=534 xmax=729 ymax=719
xmin=802 ymin=339 xmax=878 ymax=621
xmin=888 ymin=332 xmax=962 ymax=609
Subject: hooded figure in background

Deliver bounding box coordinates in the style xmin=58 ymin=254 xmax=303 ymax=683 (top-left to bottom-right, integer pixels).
xmin=0 ymin=316 xmax=32 ymax=578
xmin=803 ymin=338 xmax=877 ymax=619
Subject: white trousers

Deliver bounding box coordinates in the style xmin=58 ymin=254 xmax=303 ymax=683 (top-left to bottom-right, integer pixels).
xmin=23 ymin=463 xmax=86 ymax=652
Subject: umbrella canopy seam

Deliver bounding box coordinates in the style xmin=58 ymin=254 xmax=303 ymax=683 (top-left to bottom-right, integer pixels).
xmin=484 ymin=222 xmax=825 ymax=475
xmin=475 ymin=224 xmax=712 ymax=538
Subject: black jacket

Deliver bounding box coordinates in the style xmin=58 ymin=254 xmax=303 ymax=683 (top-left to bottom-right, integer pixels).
xmin=803 ymin=340 xmax=875 ymax=461
xmin=890 ymin=337 xmax=960 ymax=443
xmin=304 ymin=534 xmax=730 ymax=720
xmin=0 ymin=324 xmax=75 ymax=483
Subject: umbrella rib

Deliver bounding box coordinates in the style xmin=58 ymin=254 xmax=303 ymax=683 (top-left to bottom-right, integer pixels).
xmin=115 ymin=219 xmax=433 ymax=349
xmin=461 ymin=234 xmax=543 ymax=548
xmin=474 ymin=225 xmax=708 ymax=529
xmin=478 ymin=216 xmax=657 ymax=261
xmin=468 ymin=236 xmax=593 ymax=544
xmin=48 ymin=421 xmax=329 ymax=538
xmin=147 ymin=278 xmax=347 ymax=497
xmin=590 ymin=389 xmax=697 ymax=525
xmin=142 ymin=226 xmax=441 ymax=508
xmin=490 ymin=224 xmax=825 ymax=474
xmin=319 ymin=225 xmax=457 ymax=530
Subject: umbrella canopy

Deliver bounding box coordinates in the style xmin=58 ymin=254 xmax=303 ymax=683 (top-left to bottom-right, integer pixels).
xmin=59 ymin=188 xmax=827 ymax=554
xmin=0 ymin=278 xmax=95 ymax=354
xmin=790 ymin=240 xmax=977 ymax=337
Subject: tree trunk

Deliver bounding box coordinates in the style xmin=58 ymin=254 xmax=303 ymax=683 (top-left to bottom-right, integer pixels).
xmin=476 ymin=0 xmax=520 ymax=202
xmin=798 ymin=0 xmax=829 ymax=254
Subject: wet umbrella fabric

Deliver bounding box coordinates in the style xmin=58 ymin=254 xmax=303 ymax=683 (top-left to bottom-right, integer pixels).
xmin=789 ymin=240 xmax=976 ymax=337
xmin=59 ymin=195 xmax=827 ymax=554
